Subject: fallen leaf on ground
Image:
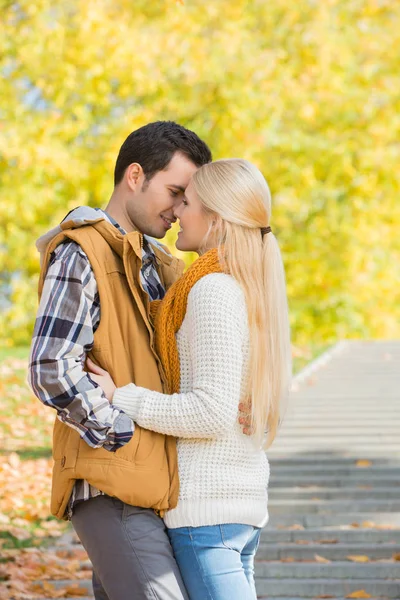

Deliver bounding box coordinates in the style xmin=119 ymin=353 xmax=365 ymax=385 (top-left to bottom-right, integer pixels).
xmin=355 ymin=460 xmax=372 ymax=468
xmin=314 ymin=554 xmax=331 ymax=563
xmin=346 ymin=591 xmax=371 ymax=599
xmin=393 ymin=553 xmax=400 ymax=561
xmin=281 ymin=557 xmax=296 ymax=562
xmin=63 ymin=585 xmax=88 ymax=597
xmin=361 ymin=521 xmax=376 ymax=528
xmin=347 ymin=555 xmax=370 ymax=562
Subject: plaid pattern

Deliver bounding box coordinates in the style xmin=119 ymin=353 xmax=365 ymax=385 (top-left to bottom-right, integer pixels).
xmin=28 ymin=210 xmax=165 ymax=517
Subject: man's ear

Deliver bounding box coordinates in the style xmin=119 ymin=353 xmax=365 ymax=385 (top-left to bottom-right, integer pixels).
xmin=125 ymin=163 xmax=144 ymax=191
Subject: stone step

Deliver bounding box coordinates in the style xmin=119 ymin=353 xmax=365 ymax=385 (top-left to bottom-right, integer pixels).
xmin=261 ymin=528 xmax=400 ymax=543
xmin=270 ymin=465 xmax=400 ymax=476
xmin=285 ymin=401 xmax=399 ymax=407
xmin=269 ymin=475 xmax=400 ymax=486
xmin=278 ymin=428 xmax=400 ymax=435
xmin=268 ymin=499 xmax=400 ymax=515
xmin=269 ymin=487 xmax=400 ymax=500
xmin=269 ymin=442 xmax=400 ymax=450
xmin=255 ymin=577 xmax=400 ymax=598
xmin=270 ymin=468 xmax=400 ymax=481
xmin=258 ymin=598 xmax=390 ymax=600
xmin=34 ymin=580 xmax=92 ymax=594
xmin=269 ymin=450 xmax=400 ymax=459
xmin=268 ymin=512 xmax=400 ymax=528
xmin=255 ymin=561 xmax=400 ymax=579
xmin=256 ymin=542 xmax=400 ymax=561
xmin=269 ymin=457 xmax=400 ymax=467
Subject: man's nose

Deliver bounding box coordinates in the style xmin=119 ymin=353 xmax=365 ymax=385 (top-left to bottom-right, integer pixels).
xmin=173 ymin=204 xmax=182 ymax=219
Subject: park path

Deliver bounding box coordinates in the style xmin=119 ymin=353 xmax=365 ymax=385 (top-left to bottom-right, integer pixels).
xmin=258 ymin=340 xmax=400 ymax=599
xmin=35 ymin=340 xmax=400 ymax=599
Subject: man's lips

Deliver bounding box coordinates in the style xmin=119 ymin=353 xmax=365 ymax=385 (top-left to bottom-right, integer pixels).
xmin=161 ymin=215 xmax=175 ymax=229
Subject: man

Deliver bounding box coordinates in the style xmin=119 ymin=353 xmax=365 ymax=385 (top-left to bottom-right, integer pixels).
xmin=29 ymin=121 xmax=212 ymax=600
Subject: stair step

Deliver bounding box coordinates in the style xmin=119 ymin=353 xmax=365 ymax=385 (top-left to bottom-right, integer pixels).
xmin=261 ymin=528 xmax=400 ymax=543
xmin=269 ymin=450 xmax=400 ymax=459
xmin=269 ymin=487 xmax=400 ymax=500
xmin=255 ymin=578 xmax=400 ymax=598
xmin=33 ymin=579 xmax=92 ymax=593
xmin=268 ymin=512 xmax=400 ymax=528
xmin=269 ymin=475 xmax=400 ymax=486
xmin=271 ymin=466 xmax=400 ymax=475
xmin=268 ymin=499 xmax=400 ymax=514
xmin=269 ymin=457 xmax=400 ymax=467
xmin=256 ymin=542 xmax=400 ymax=561
xmin=257 ymin=598 xmax=390 ymax=600
xmin=255 ymin=561 xmax=400 ymax=578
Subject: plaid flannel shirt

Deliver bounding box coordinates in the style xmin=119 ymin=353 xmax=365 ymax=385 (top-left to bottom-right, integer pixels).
xmin=28 ymin=210 xmax=165 ymax=516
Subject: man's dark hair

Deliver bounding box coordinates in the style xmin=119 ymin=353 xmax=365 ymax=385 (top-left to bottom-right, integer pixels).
xmin=114 ymin=121 xmax=212 ymax=186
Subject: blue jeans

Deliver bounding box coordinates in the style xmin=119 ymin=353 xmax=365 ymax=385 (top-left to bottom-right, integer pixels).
xmin=167 ymin=524 xmax=261 ymax=600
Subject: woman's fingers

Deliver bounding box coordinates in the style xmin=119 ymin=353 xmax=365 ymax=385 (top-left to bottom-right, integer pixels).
xmin=86 ymin=357 xmax=107 ymax=375
xmin=238 ymin=400 xmax=252 ymax=413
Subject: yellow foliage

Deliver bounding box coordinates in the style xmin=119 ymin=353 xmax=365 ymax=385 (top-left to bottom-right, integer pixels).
xmin=0 ymin=0 xmax=399 ymax=347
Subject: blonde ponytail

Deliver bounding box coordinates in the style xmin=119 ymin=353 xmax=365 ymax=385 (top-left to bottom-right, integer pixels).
xmin=192 ymin=159 xmax=292 ymax=447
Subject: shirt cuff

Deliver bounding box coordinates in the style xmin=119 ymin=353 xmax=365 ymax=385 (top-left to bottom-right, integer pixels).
xmin=102 ymin=411 xmax=135 ymax=452
xmin=112 ymin=384 xmax=143 ymax=422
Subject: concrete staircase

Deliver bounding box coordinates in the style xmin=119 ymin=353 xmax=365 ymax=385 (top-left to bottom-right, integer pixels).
xmin=33 ymin=340 xmax=400 ymax=599
xmin=257 ymin=340 xmax=400 ymax=599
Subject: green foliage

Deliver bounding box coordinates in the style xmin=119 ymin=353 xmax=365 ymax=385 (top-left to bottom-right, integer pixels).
xmin=1 ymin=0 xmax=399 ymax=348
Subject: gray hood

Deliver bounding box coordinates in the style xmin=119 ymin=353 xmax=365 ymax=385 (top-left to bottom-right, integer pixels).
xmin=35 ymin=207 xmax=105 ymax=264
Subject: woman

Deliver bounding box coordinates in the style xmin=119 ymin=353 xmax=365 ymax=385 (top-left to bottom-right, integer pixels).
xmin=87 ymin=158 xmax=292 ymax=599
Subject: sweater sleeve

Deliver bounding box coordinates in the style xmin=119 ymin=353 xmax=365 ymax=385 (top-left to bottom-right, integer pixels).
xmin=112 ymin=274 xmax=246 ymax=439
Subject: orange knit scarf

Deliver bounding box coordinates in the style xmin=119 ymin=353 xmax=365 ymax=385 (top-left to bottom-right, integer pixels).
xmin=152 ymin=248 xmax=223 ymax=394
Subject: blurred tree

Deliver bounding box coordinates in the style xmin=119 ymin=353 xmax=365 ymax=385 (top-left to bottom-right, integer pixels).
xmin=0 ymin=0 xmax=399 ymax=347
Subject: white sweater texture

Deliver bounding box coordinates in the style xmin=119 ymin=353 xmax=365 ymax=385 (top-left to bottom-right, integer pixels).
xmin=113 ymin=273 xmax=269 ymax=529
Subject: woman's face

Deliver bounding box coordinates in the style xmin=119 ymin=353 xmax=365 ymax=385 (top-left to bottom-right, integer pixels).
xmin=174 ymin=180 xmax=214 ymax=253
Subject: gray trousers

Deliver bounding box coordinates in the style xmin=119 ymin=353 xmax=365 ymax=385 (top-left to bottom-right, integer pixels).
xmin=71 ymin=495 xmax=189 ymax=600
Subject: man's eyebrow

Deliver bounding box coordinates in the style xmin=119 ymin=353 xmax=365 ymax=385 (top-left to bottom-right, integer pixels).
xmin=168 ymin=185 xmax=186 ymax=192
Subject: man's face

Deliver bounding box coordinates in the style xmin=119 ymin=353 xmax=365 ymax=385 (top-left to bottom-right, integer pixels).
xmin=126 ymin=152 xmax=198 ymax=239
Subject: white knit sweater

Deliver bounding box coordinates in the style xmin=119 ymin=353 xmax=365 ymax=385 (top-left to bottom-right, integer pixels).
xmin=113 ymin=273 xmax=269 ymax=529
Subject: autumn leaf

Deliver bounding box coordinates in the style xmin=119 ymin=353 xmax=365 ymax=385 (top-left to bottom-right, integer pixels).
xmin=7 ymin=526 xmax=31 ymax=541
xmin=355 ymin=460 xmax=372 ymax=468
xmin=361 ymin=521 xmax=376 ymax=528
xmin=314 ymin=554 xmax=331 ymax=564
xmin=347 ymin=555 xmax=370 ymax=563
xmin=393 ymin=553 xmax=400 ymax=561
xmin=346 ymin=591 xmax=372 ymax=599
xmin=63 ymin=585 xmax=88 ymax=596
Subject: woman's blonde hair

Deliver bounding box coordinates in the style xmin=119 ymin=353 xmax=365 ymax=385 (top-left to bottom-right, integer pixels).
xmin=191 ymin=158 xmax=292 ymax=447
